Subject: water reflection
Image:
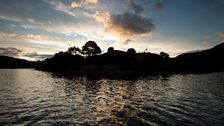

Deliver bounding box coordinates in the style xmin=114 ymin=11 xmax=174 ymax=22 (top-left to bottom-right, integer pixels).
xmin=0 ymin=69 xmax=224 ymax=125
xmin=49 ymin=74 xmax=138 ymax=125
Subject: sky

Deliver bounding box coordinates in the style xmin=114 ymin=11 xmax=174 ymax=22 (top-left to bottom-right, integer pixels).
xmin=0 ymin=0 xmax=224 ymax=60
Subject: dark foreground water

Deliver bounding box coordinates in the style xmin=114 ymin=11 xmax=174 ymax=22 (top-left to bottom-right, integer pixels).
xmin=0 ymin=69 xmax=224 ymax=126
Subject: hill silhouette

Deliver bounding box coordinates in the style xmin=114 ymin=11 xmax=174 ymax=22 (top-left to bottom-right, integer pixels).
xmin=174 ymin=42 xmax=224 ymax=72
xmin=36 ymin=42 xmax=224 ymax=75
xmin=1 ymin=42 xmax=223 ymax=75
xmin=0 ymin=55 xmax=35 ymax=68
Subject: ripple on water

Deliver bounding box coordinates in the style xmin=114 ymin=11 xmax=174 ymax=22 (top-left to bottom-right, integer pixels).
xmin=0 ymin=69 xmax=224 ymax=125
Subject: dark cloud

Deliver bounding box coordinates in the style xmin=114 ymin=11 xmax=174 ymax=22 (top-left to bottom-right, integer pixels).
xmin=128 ymin=0 xmax=144 ymax=13
xmin=108 ymin=12 xmax=155 ymax=37
xmin=94 ymin=1 xmax=155 ymax=39
xmin=154 ymin=1 xmax=165 ymax=10
xmin=124 ymin=39 xmax=132 ymax=45
xmin=23 ymin=52 xmax=53 ymax=60
xmin=0 ymin=47 xmax=22 ymax=57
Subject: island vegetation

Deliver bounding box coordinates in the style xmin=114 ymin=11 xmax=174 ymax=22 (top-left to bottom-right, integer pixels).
xmin=34 ymin=41 xmax=224 ymax=76
xmin=1 ymin=41 xmax=224 ymax=76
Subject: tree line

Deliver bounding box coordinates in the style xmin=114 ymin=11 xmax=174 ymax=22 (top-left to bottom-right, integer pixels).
xmin=37 ymin=40 xmax=224 ymax=76
xmin=66 ymin=40 xmax=169 ymax=58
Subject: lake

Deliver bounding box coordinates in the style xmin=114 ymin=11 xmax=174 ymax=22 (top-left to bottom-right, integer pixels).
xmin=0 ymin=69 xmax=224 ymax=126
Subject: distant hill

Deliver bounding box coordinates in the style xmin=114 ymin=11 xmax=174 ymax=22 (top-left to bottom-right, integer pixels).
xmin=0 ymin=55 xmax=35 ymax=68
xmin=174 ymin=42 xmax=224 ymax=72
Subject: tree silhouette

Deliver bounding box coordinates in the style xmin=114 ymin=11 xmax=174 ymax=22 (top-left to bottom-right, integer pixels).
xmin=82 ymin=41 xmax=102 ymax=56
xmin=127 ymin=48 xmax=136 ymax=55
xmin=37 ymin=41 xmax=224 ymax=74
xmin=160 ymin=51 xmax=169 ymax=58
xmin=107 ymin=47 xmax=114 ymax=53
xmin=67 ymin=46 xmax=81 ymax=55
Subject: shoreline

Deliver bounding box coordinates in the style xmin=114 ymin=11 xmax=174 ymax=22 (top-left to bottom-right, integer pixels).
xmin=36 ymin=68 xmax=223 ymax=79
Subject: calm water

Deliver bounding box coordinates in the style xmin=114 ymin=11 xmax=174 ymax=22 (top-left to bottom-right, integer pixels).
xmin=0 ymin=69 xmax=224 ymax=126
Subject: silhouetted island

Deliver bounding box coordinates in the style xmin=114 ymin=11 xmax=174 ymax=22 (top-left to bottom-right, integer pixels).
xmin=36 ymin=41 xmax=224 ymax=76
xmin=0 ymin=41 xmax=223 ymax=75
xmin=0 ymin=55 xmax=35 ymax=68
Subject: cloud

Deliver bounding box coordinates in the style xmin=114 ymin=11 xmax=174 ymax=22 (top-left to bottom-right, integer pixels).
xmin=107 ymin=12 xmax=155 ymax=37
xmin=0 ymin=0 xmax=157 ymax=52
xmin=82 ymin=0 xmax=98 ymax=4
xmin=94 ymin=11 xmax=109 ymax=24
xmin=0 ymin=31 xmax=69 ymax=55
xmin=217 ymin=32 xmax=224 ymax=40
xmin=0 ymin=0 xmax=102 ymax=44
xmin=71 ymin=1 xmax=82 ymax=8
xmin=93 ymin=1 xmax=154 ymax=38
xmin=12 ymin=33 xmax=68 ymax=49
xmin=0 ymin=0 xmax=87 ymax=35
xmin=154 ymin=2 xmax=164 ymax=10
xmin=124 ymin=39 xmax=133 ymax=45
xmin=216 ymin=32 xmax=224 ymax=41
xmin=0 ymin=47 xmax=53 ymax=60
xmin=23 ymin=52 xmax=53 ymax=60
xmin=70 ymin=0 xmax=98 ymax=9
xmin=46 ymin=0 xmax=77 ymax=17
xmin=0 ymin=47 xmax=22 ymax=57
xmin=128 ymin=0 xmax=144 ymax=13
xmin=0 ymin=15 xmax=20 ymax=22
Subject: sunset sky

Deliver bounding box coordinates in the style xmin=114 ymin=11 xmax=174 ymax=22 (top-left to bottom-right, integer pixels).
xmin=0 ymin=0 xmax=224 ymax=60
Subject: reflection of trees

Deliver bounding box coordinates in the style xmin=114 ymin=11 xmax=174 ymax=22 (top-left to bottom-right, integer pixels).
xmin=84 ymin=77 xmax=100 ymax=95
